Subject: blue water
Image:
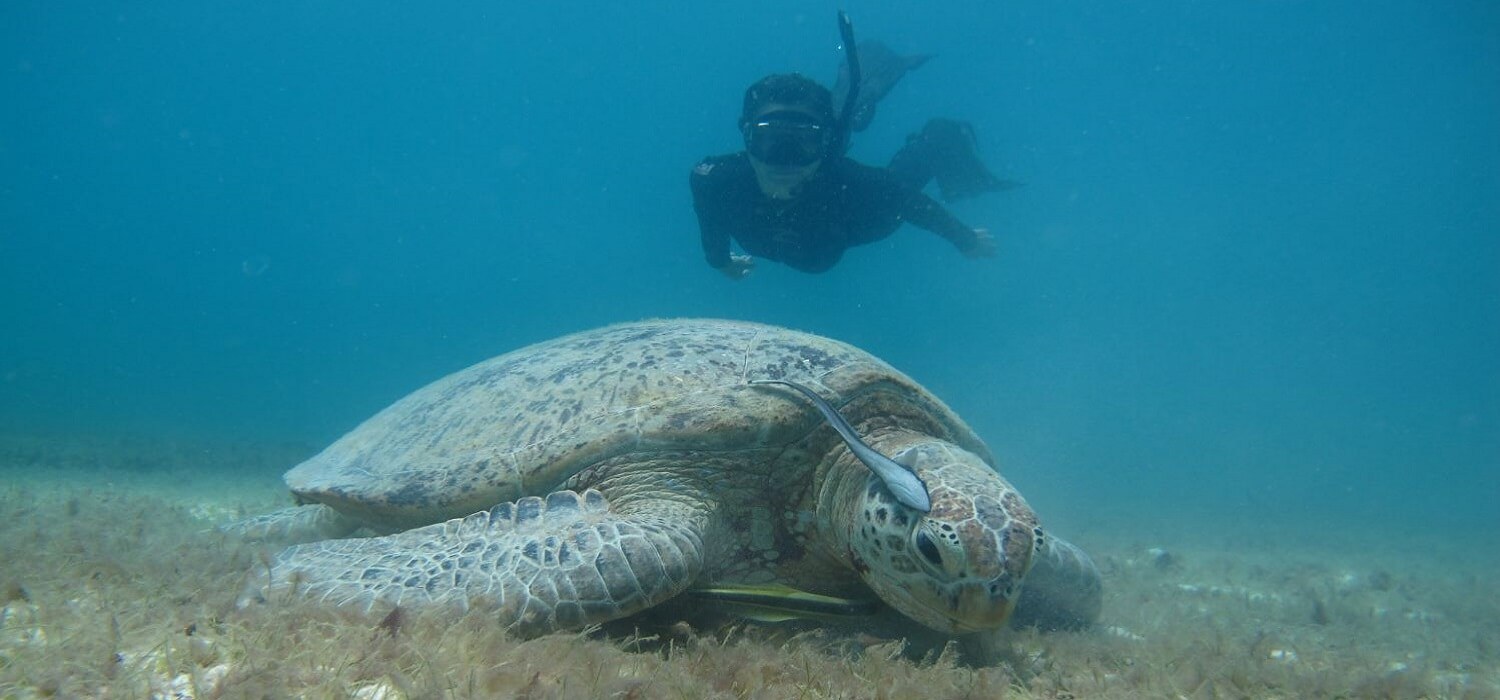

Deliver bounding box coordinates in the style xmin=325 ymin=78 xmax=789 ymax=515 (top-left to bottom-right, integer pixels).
xmin=2 ymin=3 xmax=1496 ymax=534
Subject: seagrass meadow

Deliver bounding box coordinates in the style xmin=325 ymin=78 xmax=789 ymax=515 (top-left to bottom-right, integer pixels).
xmin=1 ymin=434 xmax=1494 ymax=699
xmin=5 ymin=2 xmax=1498 ymax=698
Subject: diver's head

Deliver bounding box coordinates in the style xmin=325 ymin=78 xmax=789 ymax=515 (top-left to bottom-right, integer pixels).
xmin=740 ymin=74 xmax=834 ymax=198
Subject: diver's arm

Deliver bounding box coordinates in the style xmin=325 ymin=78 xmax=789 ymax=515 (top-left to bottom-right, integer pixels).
xmin=697 ymin=215 xmax=736 ymax=271
xmin=897 ymin=187 xmax=994 ymax=258
xmin=690 ymin=162 xmax=735 ymax=269
xmin=690 ymin=161 xmax=756 ymax=279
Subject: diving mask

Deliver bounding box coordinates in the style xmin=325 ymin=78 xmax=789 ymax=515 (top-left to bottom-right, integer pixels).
xmin=743 ymin=111 xmax=830 ymax=167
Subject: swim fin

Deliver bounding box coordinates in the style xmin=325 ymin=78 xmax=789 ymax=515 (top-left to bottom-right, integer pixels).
xmin=917 ymin=118 xmax=1022 ymax=202
xmin=833 ymin=40 xmax=935 ymax=134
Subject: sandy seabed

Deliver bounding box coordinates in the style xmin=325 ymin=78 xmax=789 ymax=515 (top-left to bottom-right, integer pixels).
xmin=0 ymin=433 xmax=1495 ymax=699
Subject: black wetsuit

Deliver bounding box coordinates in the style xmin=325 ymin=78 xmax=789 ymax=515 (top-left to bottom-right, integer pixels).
xmin=690 ymin=151 xmax=982 ymax=274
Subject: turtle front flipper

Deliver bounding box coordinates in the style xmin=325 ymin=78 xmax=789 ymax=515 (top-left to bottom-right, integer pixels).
xmin=238 ymin=489 xmax=706 ymax=636
xmin=1009 ymin=534 xmax=1103 ymax=631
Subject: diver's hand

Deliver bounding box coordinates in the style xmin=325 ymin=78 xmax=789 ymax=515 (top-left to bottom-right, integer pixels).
xmin=963 ymin=228 xmax=998 ymax=259
xmin=718 ymin=254 xmax=755 ymax=280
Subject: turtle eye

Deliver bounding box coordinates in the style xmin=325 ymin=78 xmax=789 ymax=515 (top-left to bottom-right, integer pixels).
xmin=914 ymin=530 xmax=943 ymax=568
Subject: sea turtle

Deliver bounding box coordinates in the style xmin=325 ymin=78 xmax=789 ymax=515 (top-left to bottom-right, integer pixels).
xmin=232 ymin=318 xmax=1102 ymax=641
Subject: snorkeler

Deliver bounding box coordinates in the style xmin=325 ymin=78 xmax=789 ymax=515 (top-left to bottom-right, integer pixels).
xmin=690 ymin=14 xmax=1012 ymax=279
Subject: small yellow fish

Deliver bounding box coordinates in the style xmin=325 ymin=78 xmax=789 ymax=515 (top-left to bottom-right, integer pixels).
xmin=685 ymin=583 xmax=879 ymax=623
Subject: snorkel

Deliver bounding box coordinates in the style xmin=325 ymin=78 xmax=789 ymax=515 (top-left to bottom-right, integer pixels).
xmin=833 ymin=10 xmax=862 ymax=155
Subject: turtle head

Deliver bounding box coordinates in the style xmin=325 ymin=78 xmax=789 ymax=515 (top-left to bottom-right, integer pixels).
xmin=845 ymin=441 xmax=1041 ymax=634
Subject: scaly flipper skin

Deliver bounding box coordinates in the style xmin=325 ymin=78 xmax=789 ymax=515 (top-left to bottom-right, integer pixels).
xmin=219 ymin=504 xmax=362 ymax=544
xmin=1008 ymin=534 xmax=1103 ymax=631
xmin=239 ymin=490 xmax=707 ymax=636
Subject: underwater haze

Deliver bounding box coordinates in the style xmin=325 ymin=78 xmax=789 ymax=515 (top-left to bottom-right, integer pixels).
xmin=2 ymin=0 xmax=1497 ymax=546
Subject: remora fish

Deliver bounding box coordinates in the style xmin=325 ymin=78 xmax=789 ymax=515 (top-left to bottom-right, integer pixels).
xmin=750 ymin=378 xmax=932 ymax=512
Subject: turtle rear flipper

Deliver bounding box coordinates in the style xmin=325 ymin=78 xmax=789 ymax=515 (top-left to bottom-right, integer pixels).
xmin=219 ymin=504 xmax=362 ymax=545
xmin=238 ymin=489 xmax=707 ymax=637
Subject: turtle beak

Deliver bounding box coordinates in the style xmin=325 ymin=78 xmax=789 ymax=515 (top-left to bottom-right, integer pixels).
xmin=946 ymin=525 xmax=1036 ymax=633
xmin=954 ymin=590 xmax=1014 ymax=629
xmin=949 ymin=582 xmax=1019 ymax=633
